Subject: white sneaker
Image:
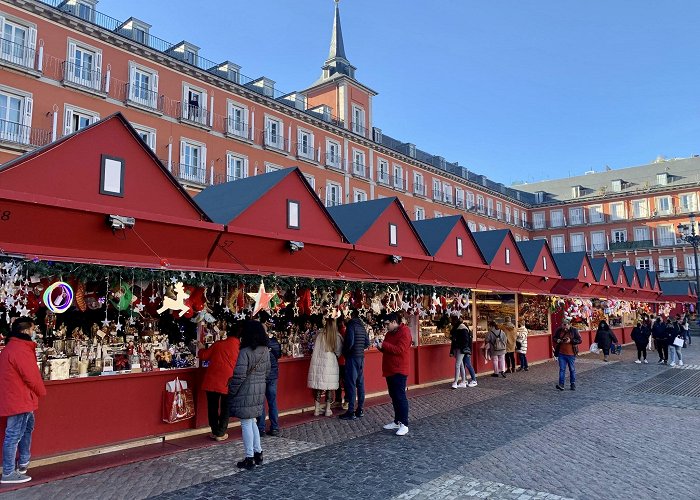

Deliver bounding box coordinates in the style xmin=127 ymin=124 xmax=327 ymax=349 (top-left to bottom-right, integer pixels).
xmin=670 ymin=362 xmax=676 ymax=367
xmin=451 ymin=382 xmax=459 ymax=389
xmin=679 ymin=360 xmax=684 ymax=366
xmin=458 ymin=382 xmax=467 ymax=388
xmin=383 ymin=422 xmax=400 ymax=430
xmin=634 ymin=360 xmax=641 ymax=364
xmin=396 ymin=423 xmax=409 ymax=436
xmin=468 ymin=380 xmax=478 ymax=387
xmin=643 ymin=359 xmax=648 ymax=364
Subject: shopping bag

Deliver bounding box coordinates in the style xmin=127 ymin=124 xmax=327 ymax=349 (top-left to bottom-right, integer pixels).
xmin=162 ymin=377 xmax=195 ymax=423
xmin=673 ymin=336 xmax=685 ymax=348
xmin=590 ymin=342 xmax=600 ymax=354
xmin=646 ymin=337 xmax=654 ymax=351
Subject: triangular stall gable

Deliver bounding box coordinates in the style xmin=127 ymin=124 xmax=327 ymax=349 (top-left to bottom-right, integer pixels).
xmin=647 ymin=271 xmax=663 ymax=300
xmin=623 ymin=265 xmax=641 ymax=300
xmin=0 ymin=113 xmax=221 ymax=269
xmin=328 ymin=198 xmax=432 ymax=283
xmin=196 ymin=168 xmax=351 ymax=278
xmin=516 ymin=239 xmax=561 ymax=293
xmin=589 ymin=257 xmax=616 ymax=298
xmin=472 ymin=230 xmax=530 ymax=292
xmin=636 ymin=269 xmax=653 ymax=301
xmin=413 ymin=216 xmax=487 ymax=288
xmin=551 ymin=252 xmax=597 ymax=297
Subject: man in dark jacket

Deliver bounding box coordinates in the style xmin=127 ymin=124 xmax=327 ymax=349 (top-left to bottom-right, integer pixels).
xmin=652 ymin=317 xmax=668 ymax=364
xmin=339 ymin=309 xmax=370 ymax=421
xmin=1 ymin=317 xmax=46 ymax=484
xmin=257 ymin=314 xmax=282 ymax=437
xmin=552 ymin=319 xmax=581 ymax=391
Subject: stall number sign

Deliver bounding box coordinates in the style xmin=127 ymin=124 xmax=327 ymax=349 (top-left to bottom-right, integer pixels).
xmin=1 ymin=211 xmax=9 ymax=221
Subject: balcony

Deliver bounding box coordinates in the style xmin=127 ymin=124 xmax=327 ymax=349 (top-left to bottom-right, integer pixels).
xmin=226 ymin=118 xmax=251 ymax=140
xmin=443 ymin=195 xmax=454 ymax=205
xmin=62 ymin=60 xmax=103 ymax=93
xmin=325 ymin=153 xmax=343 ymax=171
xmin=352 ymin=162 xmax=368 ymax=179
xmin=172 ymin=163 xmax=207 ymax=185
xmin=0 ymin=119 xmax=51 ymax=149
xmin=0 ymin=37 xmax=37 ymax=72
xmin=261 ymin=131 xmax=288 ymax=152
xmin=432 ymin=189 xmax=443 ymax=202
xmin=296 ymin=143 xmax=317 ymax=162
xmin=388 ymin=175 xmax=406 ymax=191
xmin=551 ymin=246 xmax=565 ymax=254
xmin=414 ymin=184 xmax=427 ymax=197
xmin=212 ymin=173 xmax=241 ymax=185
xmin=352 ymin=122 xmax=367 ymax=136
xmin=178 ymin=102 xmax=209 ymax=128
xmin=568 ymin=217 xmax=585 ymax=226
xmin=608 ymin=240 xmax=654 ymax=251
xmin=657 ymin=237 xmax=678 ymax=247
xmin=125 ymin=83 xmax=162 ymax=112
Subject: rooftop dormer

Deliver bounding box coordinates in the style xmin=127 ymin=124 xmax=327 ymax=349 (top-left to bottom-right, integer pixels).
xmin=115 ymin=17 xmax=151 ymax=45
xmin=166 ymin=41 xmax=199 ymax=66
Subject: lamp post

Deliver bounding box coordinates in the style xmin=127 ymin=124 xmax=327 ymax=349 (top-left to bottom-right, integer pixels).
xmin=677 ymin=213 xmax=700 ymax=317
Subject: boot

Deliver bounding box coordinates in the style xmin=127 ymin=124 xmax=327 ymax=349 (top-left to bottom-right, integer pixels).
xmin=236 ymin=457 xmax=255 ymax=470
xmin=314 ymin=401 xmax=323 ymax=416
xmin=254 ymin=451 xmax=263 ymax=465
xmin=325 ymin=401 xmax=333 ymax=417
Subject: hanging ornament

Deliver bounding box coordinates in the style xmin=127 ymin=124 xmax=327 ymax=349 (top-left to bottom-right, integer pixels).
xmin=156 ymin=282 xmax=191 ymax=317
xmin=247 ymin=281 xmax=275 ymax=317
xmin=42 ymin=281 xmax=74 ymax=314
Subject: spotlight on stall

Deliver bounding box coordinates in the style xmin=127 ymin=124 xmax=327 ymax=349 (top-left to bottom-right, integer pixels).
xmin=106 ymin=214 xmax=135 ymax=232
xmin=288 ymin=240 xmax=305 ymax=253
xmin=389 ymin=254 xmax=402 ymax=264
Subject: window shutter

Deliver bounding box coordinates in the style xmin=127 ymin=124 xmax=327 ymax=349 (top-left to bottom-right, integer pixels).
xmin=91 ymin=114 xmax=100 ymax=124
xmin=68 ymin=41 xmax=76 ymax=65
xmin=23 ymin=96 xmax=33 ymax=127
xmin=27 ymin=27 xmax=37 ymax=68
xmin=152 ymin=72 xmax=159 ymax=108
xmin=94 ymin=51 xmax=102 ymax=90
xmin=201 ymin=144 xmax=207 ymax=168
xmin=128 ymin=62 xmax=136 ymax=100
xmin=243 ymin=158 xmax=249 ymax=178
xmin=226 ymin=152 xmax=233 ymax=178
xmin=63 ymin=108 xmax=74 ymax=135
xmin=0 ymin=18 xmax=5 ymax=40
xmin=202 ymin=90 xmax=208 ymax=113
xmin=179 ymin=141 xmax=186 ymax=170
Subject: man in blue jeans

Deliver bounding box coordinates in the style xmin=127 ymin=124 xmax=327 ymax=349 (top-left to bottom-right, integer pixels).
xmin=553 ymin=319 xmax=581 ymax=391
xmin=1 ymin=317 xmax=46 ymax=484
xmin=338 ymin=309 xmax=370 ymax=421
xmin=257 ymin=315 xmax=281 ymax=437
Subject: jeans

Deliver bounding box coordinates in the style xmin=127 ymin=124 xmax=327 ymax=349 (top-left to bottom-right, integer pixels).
xmin=240 ymin=418 xmax=262 ymax=458
xmin=505 ymin=352 xmax=516 ymax=371
xmin=386 ymin=374 xmax=409 ymax=426
xmin=492 ymin=354 xmax=505 ymax=373
xmin=518 ymin=352 xmax=528 ymax=369
xmin=656 ymin=342 xmax=668 ymax=362
xmin=463 ymin=354 xmax=476 ymax=381
xmin=2 ymin=412 xmax=34 ymax=476
xmin=558 ymin=354 xmax=576 ymax=386
xmin=344 ymin=357 xmax=365 ymax=412
xmin=453 ymin=352 xmax=466 ymax=383
xmin=684 ymin=330 xmax=691 ymax=345
xmin=206 ymin=391 xmax=230 ymax=437
xmin=670 ymin=344 xmax=682 ymax=363
xmin=257 ymin=378 xmax=279 ymax=433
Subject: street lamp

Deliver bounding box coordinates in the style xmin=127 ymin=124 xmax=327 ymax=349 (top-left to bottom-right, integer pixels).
xmin=677 ymin=213 xmax=700 ymax=317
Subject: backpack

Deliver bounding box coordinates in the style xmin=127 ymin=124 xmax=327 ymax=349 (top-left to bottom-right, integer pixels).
xmin=492 ymin=330 xmax=507 ymax=351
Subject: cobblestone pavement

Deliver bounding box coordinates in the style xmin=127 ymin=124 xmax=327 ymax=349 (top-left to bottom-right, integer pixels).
xmin=3 ymin=336 xmax=700 ymax=500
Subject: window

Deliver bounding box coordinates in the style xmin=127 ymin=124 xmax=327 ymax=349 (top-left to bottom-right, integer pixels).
xmin=685 ymin=255 xmax=697 ymax=277
xmin=377 ymin=158 xmax=389 ymax=184
xmin=521 ymin=211 xmax=527 ymax=228
xmin=634 ymin=226 xmax=649 ymax=242
xmin=178 ymin=139 xmax=206 ymax=184
xmin=414 ymin=207 xmax=425 ymax=221
xmin=611 ymin=179 xmax=623 ymax=192
xmin=487 ymin=198 xmax=494 ymax=216
xmin=0 ymin=17 xmax=37 ymax=69
xmin=655 ymin=196 xmax=671 ymax=215
xmin=432 ymin=179 xmax=442 ymax=201
xmin=66 ymin=40 xmax=102 ymax=91
xmin=297 ymin=129 xmax=315 ymax=160
xmin=456 ymin=237 xmax=463 ymax=257
xmin=533 ymin=212 xmax=545 ymax=229
xmin=389 ymin=223 xmax=397 ymax=246
xmin=443 ymin=183 xmax=453 ymax=204
xmin=631 ymin=199 xmax=649 ymax=219
xmin=0 ymin=87 xmax=32 ymax=145
xmin=467 ymin=221 xmax=477 ymax=232
xmin=393 ymin=165 xmax=404 ymax=190
xmin=227 ymin=101 xmax=249 ymax=139
xmin=550 ymin=209 xmax=563 ymax=227
xmin=609 ymin=202 xmax=625 ymax=221
xmin=303 ymin=174 xmax=315 ymax=190
xmin=352 ymin=105 xmax=365 ymax=135
xmin=612 ymin=229 xmax=627 ymax=243
xmin=326 ymin=182 xmax=342 ymax=207
xmin=264 ymin=162 xmax=281 ymax=173
xmin=590 ymin=231 xmax=606 ymax=252
xmin=571 ymin=185 xmax=581 ymax=198
xmin=352 ymin=150 xmax=366 ymax=177
xmin=466 ymin=191 xmax=475 ymax=210
xmin=287 ymin=200 xmax=300 ymax=229
xmin=505 ymin=206 xmax=512 ymax=223
xmin=514 ymin=209 xmax=520 ymax=226
xmin=434 ymin=210 xmax=443 ymax=218
xmin=99 ymin=155 xmax=124 ymax=197
xmin=182 ymin=84 xmax=208 ymax=126
xmin=489 ymin=226 xmax=496 ymax=231
xmin=551 ymin=235 xmax=565 ymax=254
xmin=570 ymin=233 xmax=585 ymax=252
xmin=476 ymin=195 xmax=485 ymax=213
xmin=478 ymin=223 xmax=487 ymax=232
xmin=225 ymin=152 xmax=247 ymax=181
xmin=505 ymin=248 xmax=510 ymax=264
xmin=132 ymin=124 xmax=156 ymax=150
xmin=569 ymin=207 xmax=583 ymax=225
xmin=128 ymin=62 xmax=158 ymax=109
xmin=75 ymin=0 xmax=96 ymax=21
xmin=63 ymin=105 xmax=98 ymax=135
xmin=264 ymin=115 xmax=284 ymax=150
xmin=656 ymin=225 xmax=675 ymax=246
xmin=588 ymin=204 xmax=604 ymax=223
xmin=542 ymin=256 xmax=547 ymax=271
xmin=455 ymin=188 xmax=464 ymax=208
xmin=679 ymin=193 xmax=697 ymax=213
xmin=353 ymin=189 xmax=367 ymax=203
xmin=413 ymin=172 xmax=425 ymax=196
xmin=514 ymin=234 xmax=521 ymax=242
xmin=496 ymin=202 xmax=503 ymax=220
xmin=326 ymin=140 xmax=341 ymax=169
xmin=656 ymin=173 xmax=668 ymax=186
xmin=133 ymin=26 xmax=147 ymax=44
xmin=637 ymin=258 xmax=652 ymax=271
xmin=659 ymin=256 xmax=677 ymax=276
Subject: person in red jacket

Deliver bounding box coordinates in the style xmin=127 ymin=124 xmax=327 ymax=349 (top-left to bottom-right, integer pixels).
xmin=377 ymin=312 xmax=412 ymax=436
xmin=0 ymin=317 xmax=46 ymax=484
xmin=198 ymin=327 xmax=241 ymax=442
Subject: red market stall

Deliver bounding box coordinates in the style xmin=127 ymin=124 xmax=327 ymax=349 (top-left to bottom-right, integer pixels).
xmin=472 ymin=230 xmax=532 ymax=293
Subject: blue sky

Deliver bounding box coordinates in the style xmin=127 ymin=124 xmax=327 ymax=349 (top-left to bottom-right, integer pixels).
xmin=103 ymin=0 xmax=700 ymax=185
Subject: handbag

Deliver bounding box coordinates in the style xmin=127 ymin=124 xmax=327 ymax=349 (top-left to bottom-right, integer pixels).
xmin=673 ymin=336 xmax=685 ymax=348
xmin=590 ymin=342 xmax=600 ymax=354
xmin=162 ymin=377 xmax=195 ymax=423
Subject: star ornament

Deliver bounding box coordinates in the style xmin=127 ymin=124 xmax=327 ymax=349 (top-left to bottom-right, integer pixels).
xmin=247 ymin=281 xmax=275 ymax=317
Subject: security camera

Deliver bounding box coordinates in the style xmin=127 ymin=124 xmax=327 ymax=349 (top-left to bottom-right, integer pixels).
xmin=390 ymin=254 xmax=402 ymax=264
xmin=288 ymin=241 xmax=305 ymax=253
xmin=107 ymin=215 xmax=136 ymax=231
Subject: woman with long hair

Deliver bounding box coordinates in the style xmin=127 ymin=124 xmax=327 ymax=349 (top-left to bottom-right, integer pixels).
xmin=307 ymin=316 xmax=342 ymax=417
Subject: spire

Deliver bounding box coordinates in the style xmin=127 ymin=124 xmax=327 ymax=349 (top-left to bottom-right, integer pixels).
xmin=320 ymin=0 xmax=356 ymax=81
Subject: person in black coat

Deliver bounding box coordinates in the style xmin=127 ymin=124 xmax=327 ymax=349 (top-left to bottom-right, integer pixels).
xmin=651 ymin=317 xmax=668 ymax=364
xmin=631 ymin=321 xmax=651 ymax=363
xmin=257 ymin=312 xmax=282 ymax=437
xmin=338 ymin=309 xmax=370 ymax=420
xmin=594 ymin=320 xmax=618 ymax=362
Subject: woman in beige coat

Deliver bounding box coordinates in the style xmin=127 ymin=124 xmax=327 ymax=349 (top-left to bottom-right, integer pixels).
xmin=307 ymin=318 xmax=342 ymax=416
